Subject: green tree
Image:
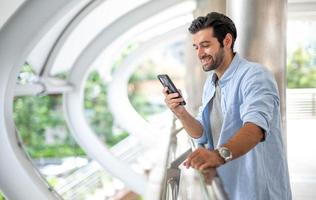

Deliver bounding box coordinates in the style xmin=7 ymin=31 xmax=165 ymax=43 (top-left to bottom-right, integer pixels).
xmin=287 ymin=47 xmax=316 ymax=88
xmin=0 ymin=192 xmax=5 ymax=200
xmin=14 ymin=66 xmax=129 ymax=159
xmin=14 ymin=94 xmax=84 ymax=158
xmin=14 ymin=64 xmax=83 ymax=158
xmin=84 ymin=71 xmax=128 ymax=146
xmin=128 ymin=61 xmax=166 ymax=119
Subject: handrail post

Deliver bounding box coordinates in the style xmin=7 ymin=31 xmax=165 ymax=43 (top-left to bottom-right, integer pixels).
xmin=165 ymin=149 xmax=192 ymax=200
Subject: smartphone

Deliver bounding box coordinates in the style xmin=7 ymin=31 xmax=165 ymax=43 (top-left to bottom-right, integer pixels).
xmin=157 ymin=74 xmax=186 ymax=106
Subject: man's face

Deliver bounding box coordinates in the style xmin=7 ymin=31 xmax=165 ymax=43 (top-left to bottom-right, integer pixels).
xmin=192 ymin=28 xmax=225 ymax=72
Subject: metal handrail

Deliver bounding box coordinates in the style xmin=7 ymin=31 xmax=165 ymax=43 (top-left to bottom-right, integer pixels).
xmin=190 ymin=140 xmax=228 ymax=200
xmin=159 ymin=116 xmax=184 ymax=200
xmin=160 ymin=117 xmax=229 ymax=200
xmin=165 ymin=148 xmax=192 ymax=200
xmin=198 ymin=169 xmax=228 ymax=200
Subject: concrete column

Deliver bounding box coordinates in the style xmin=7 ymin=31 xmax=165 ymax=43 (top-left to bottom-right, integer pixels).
xmin=185 ymin=0 xmax=226 ymax=115
xmin=227 ymin=0 xmax=287 ymax=145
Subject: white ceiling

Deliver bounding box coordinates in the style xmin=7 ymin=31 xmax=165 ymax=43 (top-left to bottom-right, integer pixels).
xmin=1 ymin=0 xmax=316 ymax=29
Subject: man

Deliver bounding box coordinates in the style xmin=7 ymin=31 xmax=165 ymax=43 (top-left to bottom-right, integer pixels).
xmin=163 ymin=12 xmax=292 ymax=199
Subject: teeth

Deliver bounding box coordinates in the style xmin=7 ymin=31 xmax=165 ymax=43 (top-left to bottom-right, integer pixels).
xmin=201 ymin=57 xmax=210 ymax=63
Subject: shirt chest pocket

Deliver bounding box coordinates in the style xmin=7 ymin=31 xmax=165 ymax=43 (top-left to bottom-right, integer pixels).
xmin=221 ymin=86 xmax=241 ymax=118
xmin=222 ymin=102 xmax=243 ymax=136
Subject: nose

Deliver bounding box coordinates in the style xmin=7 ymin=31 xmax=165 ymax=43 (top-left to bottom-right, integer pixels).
xmin=197 ymin=47 xmax=205 ymax=59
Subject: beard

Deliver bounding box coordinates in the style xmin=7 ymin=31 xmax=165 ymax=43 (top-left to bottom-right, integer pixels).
xmin=201 ymin=47 xmax=225 ymax=72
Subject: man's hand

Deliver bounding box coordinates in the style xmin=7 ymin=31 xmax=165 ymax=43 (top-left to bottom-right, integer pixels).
xmin=162 ymin=87 xmax=204 ymax=139
xmin=183 ymin=148 xmax=224 ymax=170
xmin=201 ymin=167 xmax=217 ymax=185
xmin=163 ymin=87 xmax=186 ymax=117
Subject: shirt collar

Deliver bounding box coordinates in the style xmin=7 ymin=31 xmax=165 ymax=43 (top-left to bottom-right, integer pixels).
xmin=210 ymin=72 xmax=219 ymax=86
xmin=218 ymin=52 xmax=241 ymax=86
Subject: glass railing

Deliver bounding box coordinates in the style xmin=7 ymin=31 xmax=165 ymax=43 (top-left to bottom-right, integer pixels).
xmin=160 ymin=118 xmax=228 ymax=200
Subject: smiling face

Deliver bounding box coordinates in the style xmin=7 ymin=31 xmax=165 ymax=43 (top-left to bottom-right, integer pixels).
xmin=192 ymin=28 xmax=225 ymax=72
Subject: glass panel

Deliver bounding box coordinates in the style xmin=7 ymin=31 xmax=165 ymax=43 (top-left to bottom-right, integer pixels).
xmin=128 ymin=41 xmax=186 ymax=123
xmin=14 ymin=64 xmax=134 ymax=199
xmin=84 ymin=70 xmax=129 ymax=146
xmin=83 ymin=69 xmax=146 ymax=199
xmin=287 ymin=19 xmax=316 ymax=199
xmin=160 ymin=127 xmax=228 ymax=200
xmin=287 ymin=20 xmax=316 ymax=89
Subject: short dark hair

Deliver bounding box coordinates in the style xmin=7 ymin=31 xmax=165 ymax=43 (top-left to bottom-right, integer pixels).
xmin=188 ymin=12 xmax=237 ymax=50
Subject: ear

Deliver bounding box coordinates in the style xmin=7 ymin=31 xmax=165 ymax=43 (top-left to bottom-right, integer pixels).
xmin=224 ymin=33 xmax=233 ymax=48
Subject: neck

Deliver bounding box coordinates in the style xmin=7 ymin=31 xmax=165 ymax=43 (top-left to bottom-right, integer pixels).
xmin=215 ymin=51 xmax=234 ymax=79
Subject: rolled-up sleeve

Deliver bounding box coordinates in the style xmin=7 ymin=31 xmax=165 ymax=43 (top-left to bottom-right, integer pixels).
xmin=239 ymin=65 xmax=280 ymax=139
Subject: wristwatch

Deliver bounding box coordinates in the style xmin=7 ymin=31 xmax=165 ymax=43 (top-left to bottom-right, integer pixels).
xmin=216 ymin=146 xmax=233 ymax=163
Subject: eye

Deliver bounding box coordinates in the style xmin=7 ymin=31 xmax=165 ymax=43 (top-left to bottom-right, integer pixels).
xmin=201 ymin=43 xmax=210 ymax=48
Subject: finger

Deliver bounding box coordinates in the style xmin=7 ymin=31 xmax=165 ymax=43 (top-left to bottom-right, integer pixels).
xmin=162 ymin=87 xmax=169 ymax=96
xmin=187 ymin=148 xmax=209 ymax=168
xmin=165 ymin=98 xmax=183 ymax=108
xmin=192 ymin=157 xmax=205 ymax=169
xmin=167 ymin=97 xmax=184 ymax=105
xmin=169 ymin=103 xmax=180 ymax=109
xmin=165 ymin=93 xmax=179 ymax=100
xmin=183 ymin=161 xmax=190 ymax=169
xmin=194 ymin=156 xmax=205 ymax=165
xmin=185 ymin=150 xmax=201 ymax=166
xmin=183 ymin=158 xmax=192 ymax=169
xmin=201 ymin=168 xmax=211 ymax=175
xmin=193 ymin=162 xmax=204 ymax=169
xmin=198 ymin=162 xmax=213 ymax=171
xmin=201 ymin=167 xmax=216 ymax=178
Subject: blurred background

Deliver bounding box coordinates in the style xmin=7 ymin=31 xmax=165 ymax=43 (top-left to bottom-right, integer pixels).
xmin=0 ymin=0 xmax=316 ymax=199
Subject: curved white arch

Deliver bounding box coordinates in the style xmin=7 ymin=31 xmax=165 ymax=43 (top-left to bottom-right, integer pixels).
xmin=108 ymin=25 xmax=188 ymax=148
xmin=37 ymin=0 xmax=106 ymax=77
xmin=27 ymin=0 xmax=94 ymax=75
xmin=0 ymin=0 xmax=25 ymax=29
xmin=0 ymin=1 xmax=82 ymax=199
xmin=42 ymin=0 xmax=149 ymax=77
xmin=63 ymin=0 xmax=193 ymax=195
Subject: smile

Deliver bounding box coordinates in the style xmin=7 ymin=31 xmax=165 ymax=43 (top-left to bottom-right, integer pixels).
xmin=201 ymin=56 xmax=212 ymax=65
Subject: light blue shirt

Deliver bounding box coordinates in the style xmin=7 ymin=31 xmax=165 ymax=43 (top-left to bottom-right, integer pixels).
xmin=194 ymin=53 xmax=292 ymax=200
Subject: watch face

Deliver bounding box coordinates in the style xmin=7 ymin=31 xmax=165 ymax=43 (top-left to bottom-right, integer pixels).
xmin=219 ymin=147 xmax=232 ymax=161
xmin=220 ymin=148 xmax=231 ymax=157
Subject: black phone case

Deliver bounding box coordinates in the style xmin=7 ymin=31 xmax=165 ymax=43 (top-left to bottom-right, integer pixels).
xmin=157 ymin=74 xmax=186 ymax=105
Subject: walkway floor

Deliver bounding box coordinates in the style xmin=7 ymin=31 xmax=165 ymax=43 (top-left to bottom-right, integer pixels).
xmin=288 ymin=118 xmax=316 ymax=200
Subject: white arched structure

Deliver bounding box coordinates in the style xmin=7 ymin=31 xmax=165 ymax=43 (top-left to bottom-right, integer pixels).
xmin=0 ymin=1 xmax=83 ymax=199
xmin=63 ymin=0 xmax=195 ymax=195
xmin=108 ymin=25 xmax=188 ymax=147
xmin=1 ymin=0 xmax=308 ymax=199
xmin=0 ymin=0 xmax=196 ymax=198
